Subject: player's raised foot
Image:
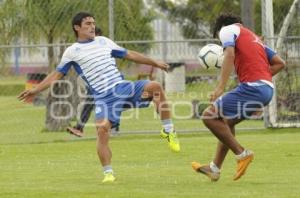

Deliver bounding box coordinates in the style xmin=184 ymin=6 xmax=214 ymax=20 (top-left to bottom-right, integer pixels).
xmin=67 ymin=127 xmax=83 ymax=137
xmin=102 ymin=172 xmax=116 ymax=183
xmin=233 ymin=150 xmax=254 ymax=181
xmin=191 ymin=162 xmax=220 ymax=182
xmin=160 ymin=129 xmax=180 ymax=152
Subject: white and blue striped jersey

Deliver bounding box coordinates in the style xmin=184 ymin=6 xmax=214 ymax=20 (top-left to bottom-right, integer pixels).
xmin=56 ymin=36 xmax=127 ymax=94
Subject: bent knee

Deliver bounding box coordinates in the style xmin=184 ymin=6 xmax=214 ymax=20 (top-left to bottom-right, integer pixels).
xmin=143 ymin=81 xmax=163 ymax=98
xmin=96 ymin=120 xmax=111 ymax=134
xmin=202 ymin=105 xmax=218 ymax=121
xmin=146 ymin=81 xmax=163 ymax=92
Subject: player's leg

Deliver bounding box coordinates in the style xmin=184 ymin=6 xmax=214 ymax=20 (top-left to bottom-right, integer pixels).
xmin=79 ymin=88 xmax=96 ymax=131
xmin=93 ymin=93 xmax=123 ymax=183
xmin=96 ymin=119 xmax=112 ymax=166
xmin=192 ymin=112 xmax=247 ymax=181
xmin=204 ymin=101 xmax=254 ymax=181
xmin=209 ymin=83 xmax=273 ymax=180
xmin=193 ymin=118 xmax=242 ymax=179
xmin=193 ymin=85 xmax=256 ymax=181
xmin=142 ymin=81 xmax=170 ymax=119
xmin=67 ymin=97 xmax=95 ymax=137
xmin=230 ymin=84 xmax=272 ymax=180
xmin=231 ymin=84 xmax=272 ymax=180
xmin=202 ymin=105 xmax=244 ymax=154
xmin=77 ymin=98 xmax=95 ymax=131
xmin=192 ymin=111 xmax=242 ymax=181
xmin=213 ymin=118 xmax=242 ymax=168
xmin=142 ymin=81 xmax=180 ymax=152
xmin=96 ymin=119 xmax=115 ymax=183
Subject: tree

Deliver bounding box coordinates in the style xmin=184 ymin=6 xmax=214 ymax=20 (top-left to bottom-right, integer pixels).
xmin=154 ymin=0 xmax=298 ymax=39
xmin=114 ymin=0 xmax=154 ymax=51
xmin=154 ymin=0 xmax=240 ymax=39
xmin=0 ymin=0 xmax=23 ymax=73
xmin=22 ymin=0 xmax=91 ymax=68
xmin=275 ymin=0 xmax=299 ymax=50
xmin=0 ymin=0 xmax=155 ymax=131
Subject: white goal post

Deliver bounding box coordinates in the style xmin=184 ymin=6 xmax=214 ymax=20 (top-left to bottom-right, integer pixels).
xmin=262 ymin=0 xmax=300 ymax=127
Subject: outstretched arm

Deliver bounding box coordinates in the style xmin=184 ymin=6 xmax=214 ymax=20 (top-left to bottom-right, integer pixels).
xmin=18 ymin=71 xmax=64 ymax=102
xmin=124 ymin=50 xmax=169 ymax=72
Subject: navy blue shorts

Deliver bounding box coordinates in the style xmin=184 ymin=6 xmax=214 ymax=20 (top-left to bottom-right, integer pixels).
xmin=215 ymin=82 xmax=273 ymax=119
xmin=94 ymin=80 xmax=151 ymax=127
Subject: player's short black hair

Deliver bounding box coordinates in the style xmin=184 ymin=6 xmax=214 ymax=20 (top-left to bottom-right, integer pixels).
xmin=213 ymin=13 xmax=242 ymax=38
xmin=72 ymin=12 xmax=95 ymax=38
xmin=95 ymin=27 xmax=102 ymax=36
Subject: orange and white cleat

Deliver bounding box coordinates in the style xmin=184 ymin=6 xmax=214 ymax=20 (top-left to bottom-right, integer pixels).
xmin=233 ymin=150 xmax=254 ymax=181
xmin=191 ymin=162 xmax=220 ymax=182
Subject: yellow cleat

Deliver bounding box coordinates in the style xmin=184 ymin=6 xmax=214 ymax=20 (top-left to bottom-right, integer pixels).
xmin=102 ymin=172 xmax=116 ymax=183
xmin=160 ymin=129 xmax=180 ymax=152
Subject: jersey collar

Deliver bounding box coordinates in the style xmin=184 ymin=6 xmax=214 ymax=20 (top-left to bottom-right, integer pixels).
xmin=77 ymin=39 xmax=94 ymax=44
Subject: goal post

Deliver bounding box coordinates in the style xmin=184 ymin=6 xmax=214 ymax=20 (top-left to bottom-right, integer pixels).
xmin=262 ymin=0 xmax=300 ymax=128
xmin=261 ymin=0 xmax=276 ymax=127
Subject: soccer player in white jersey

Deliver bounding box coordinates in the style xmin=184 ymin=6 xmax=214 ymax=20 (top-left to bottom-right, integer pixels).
xmin=66 ymin=26 xmax=106 ymax=137
xmin=18 ymin=12 xmax=180 ymax=183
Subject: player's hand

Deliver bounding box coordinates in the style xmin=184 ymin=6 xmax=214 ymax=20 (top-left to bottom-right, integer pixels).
xmin=156 ymin=62 xmax=169 ymax=72
xmin=210 ymin=87 xmax=224 ymax=102
xmin=17 ymin=89 xmax=37 ymax=103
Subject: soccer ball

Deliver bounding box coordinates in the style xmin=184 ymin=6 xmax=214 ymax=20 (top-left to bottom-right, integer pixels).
xmin=197 ymin=44 xmax=224 ymax=69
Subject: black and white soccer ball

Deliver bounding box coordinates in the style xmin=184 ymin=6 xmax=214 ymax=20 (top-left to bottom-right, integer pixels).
xmin=197 ymin=44 xmax=224 ymax=69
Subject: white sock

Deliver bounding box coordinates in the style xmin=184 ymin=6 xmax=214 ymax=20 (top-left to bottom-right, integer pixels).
xmin=161 ymin=119 xmax=174 ymax=133
xmin=209 ymin=161 xmax=220 ymax=173
xmin=103 ymin=165 xmax=113 ymax=174
xmin=236 ymin=149 xmax=252 ymax=160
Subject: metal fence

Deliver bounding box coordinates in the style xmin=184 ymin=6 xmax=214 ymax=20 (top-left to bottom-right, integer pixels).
xmin=272 ymin=37 xmax=300 ymax=127
xmin=0 ymin=0 xmax=299 ymax=144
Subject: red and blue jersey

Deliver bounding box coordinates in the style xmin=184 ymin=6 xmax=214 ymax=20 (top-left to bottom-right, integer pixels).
xmin=219 ymin=24 xmax=273 ymax=84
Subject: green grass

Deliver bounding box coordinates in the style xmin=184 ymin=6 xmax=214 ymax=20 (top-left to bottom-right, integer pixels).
xmin=0 ymin=76 xmax=26 ymax=96
xmin=0 ymin=92 xmax=264 ymax=144
xmin=0 ymin=75 xmax=26 ymax=85
xmin=0 ymin=129 xmax=300 ymax=197
xmin=1 ymin=77 xmax=299 ymax=197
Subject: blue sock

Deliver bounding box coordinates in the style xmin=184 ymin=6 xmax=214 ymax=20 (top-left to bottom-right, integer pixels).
xmin=161 ymin=119 xmax=174 ymax=133
xmin=103 ymin=165 xmax=113 ymax=174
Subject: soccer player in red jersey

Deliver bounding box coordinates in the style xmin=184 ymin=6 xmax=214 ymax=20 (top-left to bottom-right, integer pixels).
xmin=192 ymin=13 xmax=285 ymax=181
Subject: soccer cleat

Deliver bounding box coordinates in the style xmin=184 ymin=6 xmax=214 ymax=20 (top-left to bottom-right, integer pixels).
xmin=102 ymin=172 xmax=116 ymax=183
xmin=67 ymin=127 xmax=84 ymax=137
xmin=160 ymin=129 xmax=169 ymax=138
xmin=160 ymin=129 xmax=180 ymax=152
xmin=233 ymin=150 xmax=254 ymax=181
xmin=191 ymin=162 xmax=220 ymax=181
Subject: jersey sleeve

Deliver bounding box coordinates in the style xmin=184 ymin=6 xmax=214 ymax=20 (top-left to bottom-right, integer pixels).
xmin=56 ymin=48 xmax=73 ymax=75
xmin=219 ymin=24 xmax=241 ymax=48
xmin=264 ymin=45 xmax=277 ymax=62
xmin=102 ymin=36 xmax=128 ymax=58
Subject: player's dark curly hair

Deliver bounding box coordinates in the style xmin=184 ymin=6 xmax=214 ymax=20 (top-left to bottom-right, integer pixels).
xmin=213 ymin=13 xmax=242 ymax=38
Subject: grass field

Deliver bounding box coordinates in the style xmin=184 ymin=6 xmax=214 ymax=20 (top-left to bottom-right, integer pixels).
xmin=0 ymin=80 xmax=263 ymax=145
xmin=1 ymin=129 xmax=300 ymax=197
xmin=1 ymin=77 xmax=299 ymax=197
